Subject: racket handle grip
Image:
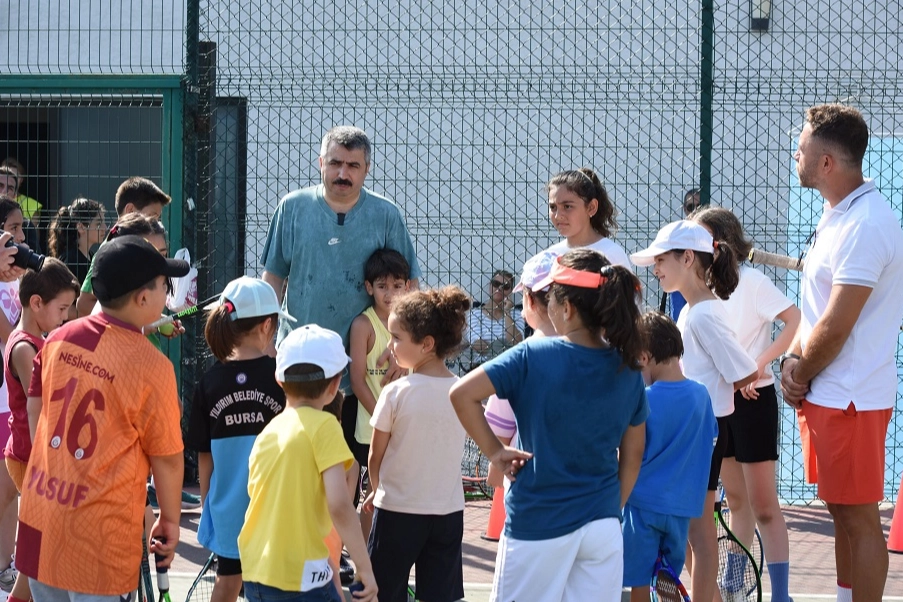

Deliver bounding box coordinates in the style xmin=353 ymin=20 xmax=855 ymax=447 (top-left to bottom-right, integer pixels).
xmin=152 ymin=538 xmax=170 ymax=592
xmin=147 ymin=315 xmax=175 ymax=330
xmin=748 ymin=248 xmax=805 ymax=271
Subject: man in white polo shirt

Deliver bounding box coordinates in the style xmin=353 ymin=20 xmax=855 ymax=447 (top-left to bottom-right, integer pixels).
xmin=780 ymin=104 xmax=903 ymax=602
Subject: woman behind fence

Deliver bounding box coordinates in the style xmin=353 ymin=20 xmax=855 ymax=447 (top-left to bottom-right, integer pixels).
xmin=48 ymin=197 xmax=106 ymax=287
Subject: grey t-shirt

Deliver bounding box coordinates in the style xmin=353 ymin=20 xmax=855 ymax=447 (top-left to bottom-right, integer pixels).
xmin=261 ymin=184 xmax=421 ymax=351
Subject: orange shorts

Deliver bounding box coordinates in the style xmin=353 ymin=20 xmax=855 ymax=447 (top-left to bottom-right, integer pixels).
xmin=798 ymin=400 xmax=892 ymax=505
xmin=5 ymin=457 xmax=26 ymax=493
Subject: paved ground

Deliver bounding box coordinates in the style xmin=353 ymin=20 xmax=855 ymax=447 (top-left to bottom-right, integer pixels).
xmin=164 ymin=490 xmax=903 ymax=602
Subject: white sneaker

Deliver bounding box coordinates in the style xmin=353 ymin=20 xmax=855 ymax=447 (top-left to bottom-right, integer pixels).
xmin=0 ymin=564 xmax=17 ymax=593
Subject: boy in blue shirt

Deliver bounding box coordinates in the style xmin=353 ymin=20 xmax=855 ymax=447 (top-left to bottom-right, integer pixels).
xmin=623 ymin=310 xmax=718 ymax=601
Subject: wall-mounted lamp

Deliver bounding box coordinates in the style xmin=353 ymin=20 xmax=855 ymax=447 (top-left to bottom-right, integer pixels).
xmin=751 ymin=0 xmax=771 ymax=31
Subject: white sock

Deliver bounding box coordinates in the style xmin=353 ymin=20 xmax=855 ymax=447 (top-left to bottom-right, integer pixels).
xmin=837 ymin=582 xmax=852 ymax=602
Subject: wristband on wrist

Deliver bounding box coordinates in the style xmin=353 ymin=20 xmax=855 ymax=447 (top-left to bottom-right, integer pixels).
xmin=778 ymin=352 xmax=801 ymax=371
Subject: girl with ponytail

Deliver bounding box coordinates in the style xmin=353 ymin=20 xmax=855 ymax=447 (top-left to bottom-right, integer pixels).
xmin=48 ymin=198 xmax=105 ymax=286
xmin=630 ymin=220 xmax=758 ymax=602
xmin=545 ymin=168 xmax=631 ymax=267
xmin=185 ymin=277 xmax=290 ymax=602
xmin=450 ymin=249 xmax=648 ymax=602
xmin=362 ymin=285 xmax=471 ymax=601
xmin=692 ymin=207 xmax=799 ymax=602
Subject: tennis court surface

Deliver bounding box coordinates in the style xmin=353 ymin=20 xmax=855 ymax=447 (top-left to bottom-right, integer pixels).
xmin=162 ymin=494 xmax=903 ymax=602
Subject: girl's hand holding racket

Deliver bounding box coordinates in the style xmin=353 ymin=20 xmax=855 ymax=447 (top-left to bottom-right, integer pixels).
xmin=142 ymin=318 xmax=185 ymax=339
xmin=489 ymin=446 xmax=533 ymax=482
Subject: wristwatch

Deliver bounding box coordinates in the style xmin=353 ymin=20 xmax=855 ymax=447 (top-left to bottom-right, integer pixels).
xmin=778 ymin=352 xmax=801 ymax=371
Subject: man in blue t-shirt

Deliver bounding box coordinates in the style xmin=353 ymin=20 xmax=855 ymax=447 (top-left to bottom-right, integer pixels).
xmin=622 ymin=311 xmax=718 ymax=600
xmin=261 ymin=126 xmax=422 ymax=583
xmin=261 ymin=126 xmax=421 ymax=354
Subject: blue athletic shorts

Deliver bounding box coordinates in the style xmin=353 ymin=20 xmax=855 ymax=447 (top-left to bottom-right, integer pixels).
xmin=621 ymin=504 xmax=690 ymax=587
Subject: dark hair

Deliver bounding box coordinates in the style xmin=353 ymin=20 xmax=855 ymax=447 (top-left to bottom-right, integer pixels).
xmin=692 ymin=207 xmax=753 ymax=261
xmin=0 ymin=166 xmax=19 ymax=190
xmin=491 ymin=269 xmax=515 ymax=283
xmin=684 ymin=188 xmax=700 ymax=204
xmin=805 ymin=104 xmax=869 ymax=166
xmin=639 ymin=311 xmax=683 ymax=363
xmin=320 ymin=126 xmax=372 ymax=165
xmin=204 ymin=304 xmax=276 ymax=363
xmin=364 ymin=248 xmax=411 ymax=283
xmin=19 ymin=258 xmax=80 ymax=306
xmin=670 ymin=240 xmax=740 ymax=300
xmin=322 ymin=389 xmax=344 ymax=421
xmin=115 ymin=177 xmax=171 ymax=216
xmin=549 ymin=249 xmax=643 ymax=368
xmin=48 ymin=198 xmax=105 ymax=259
xmin=0 ymin=196 xmax=22 ymax=228
xmin=525 ymin=288 xmax=549 ymax=308
xmin=105 ymin=212 xmax=165 ymax=242
xmin=391 ymin=286 xmax=471 ymax=359
xmin=1 ymin=158 xmax=24 ymax=175
xmin=281 ymin=363 xmax=341 ymax=399
xmin=547 ymin=168 xmax=617 ymax=238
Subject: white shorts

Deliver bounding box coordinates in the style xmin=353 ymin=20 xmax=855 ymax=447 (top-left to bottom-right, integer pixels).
xmin=490 ymin=517 xmax=623 ymax=602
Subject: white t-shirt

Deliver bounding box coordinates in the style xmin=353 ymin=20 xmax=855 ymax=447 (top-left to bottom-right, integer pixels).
xmin=721 ymin=266 xmax=794 ymax=387
xmin=370 ymin=373 xmax=465 ymax=515
xmin=0 ymin=279 xmax=22 ymax=414
xmin=545 ymin=237 xmax=631 ymax=267
xmin=800 ymin=180 xmax=903 ymax=411
xmin=677 ymin=300 xmax=757 ymax=417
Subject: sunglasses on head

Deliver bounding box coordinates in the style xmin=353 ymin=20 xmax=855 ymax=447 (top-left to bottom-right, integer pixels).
xmin=490 ymin=279 xmax=513 ymax=291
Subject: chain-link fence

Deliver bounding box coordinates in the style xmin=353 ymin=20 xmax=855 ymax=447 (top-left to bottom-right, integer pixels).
xmin=2 ymin=0 xmax=902 ymax=502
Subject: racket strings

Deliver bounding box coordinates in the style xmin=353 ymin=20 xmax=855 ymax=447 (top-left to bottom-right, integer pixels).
xmin=716 ymin=521 xmax=759 ymax=601
xmin=651 ymin=569 xmax=685 ymax=602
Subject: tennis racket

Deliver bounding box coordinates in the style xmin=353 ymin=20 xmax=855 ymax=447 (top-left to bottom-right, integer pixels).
xmin=152 ymin=539 xmax=172 ymax=602
xmin=185 ymin=553 xmax=217 ymax=602
xmin=138 ymin=535 xmax=155 ymax=602
xmin=650 ymin=550 xmax=690 ymax=602
xmin=715 ymin=500 xmax=762 ymax=602
xmin=147 ymin=293 xmax=222 ymax=330
xmin=461 ymin=436 xmax=493 ymax=499
xmin=718 ymin=491 xmax=764 ymax=578
xmin=747 ymin=249 xmax=804 ymax=271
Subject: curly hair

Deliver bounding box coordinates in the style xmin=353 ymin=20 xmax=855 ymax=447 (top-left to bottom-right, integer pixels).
xmin=391 ymin=286 xmax=471 ymax=359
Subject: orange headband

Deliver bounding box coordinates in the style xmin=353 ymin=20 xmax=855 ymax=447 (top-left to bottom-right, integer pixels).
xmin=533 ymin=258 xmax=609 ymax=290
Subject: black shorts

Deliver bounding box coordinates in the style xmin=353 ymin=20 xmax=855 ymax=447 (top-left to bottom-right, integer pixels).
xmin=341 ymin=392 xmax=359 ymax=455
xmin=707 ymin=416 xmax=730 ymax=491
xmin=352 ymin=441 xmax=370 ymax=469
xmin=368 ymin=508 xmax=464 ymax=602
xmin=723 ymin=385 xmax=780 ymax=463
xmin=216 ymin=555 xmax=242 ymax=576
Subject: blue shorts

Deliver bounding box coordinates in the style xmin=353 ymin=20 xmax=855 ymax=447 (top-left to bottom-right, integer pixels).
xmin=244 ymin=581 xmax=341 ymax=602
xmin=621 ymin=504 xmax=690 ymax=587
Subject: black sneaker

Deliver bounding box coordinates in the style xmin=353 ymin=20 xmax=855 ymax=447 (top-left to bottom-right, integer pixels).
xmin=339 ymin=555 xmax=355 ymax=585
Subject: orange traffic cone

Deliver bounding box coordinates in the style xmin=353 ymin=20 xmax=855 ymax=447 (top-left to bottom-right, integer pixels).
xmin=481 ymin=487 xmax=506 ymax=542
xmin=889 ymin=473 xmax=903 ymax=553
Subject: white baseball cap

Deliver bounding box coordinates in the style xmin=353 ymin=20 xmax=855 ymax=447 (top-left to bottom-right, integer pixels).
xmin=209 ymin=276 xmax=296 ymax=322
xmin=629 ymin=220 xmax=715 ymax=267
xmin=275 ymin=324 xmax=351 ymax=382
xmin=514 ymin=250 xmax=560 ymax=293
